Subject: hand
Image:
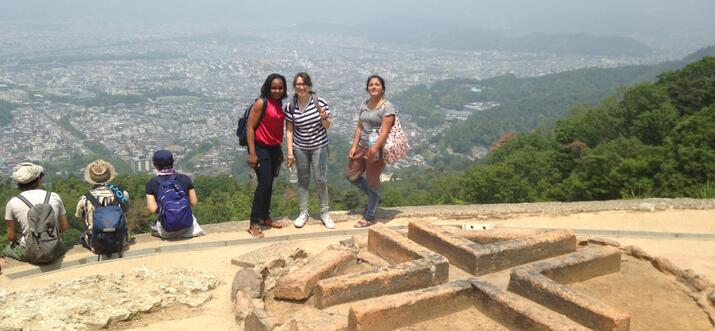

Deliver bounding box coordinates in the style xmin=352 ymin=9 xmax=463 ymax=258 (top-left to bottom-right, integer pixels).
xmin=287 ymin=156 xmax=294 ymax=168
xmin=367 ymin=145 xmax=380 ymax=162
xmin=348 ymin=146 xmax=357 ymax=159
xmin=319 ymin=108 xmax=329 ymax=121
xmin=247 ymin=153 xmax=258 ymax=169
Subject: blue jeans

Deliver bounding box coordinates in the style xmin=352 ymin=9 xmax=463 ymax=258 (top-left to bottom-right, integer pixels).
xmin=249 ymin=144 xmax=283 ymax=224
xmin=345 ymin=146 xmax=385 ymax=221
xmin=294 ymin=145 xmax=329 ymax=214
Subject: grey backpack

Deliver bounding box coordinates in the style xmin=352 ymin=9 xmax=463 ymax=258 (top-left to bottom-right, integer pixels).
xmin=15 ymin=191 xmax=64 ymax=264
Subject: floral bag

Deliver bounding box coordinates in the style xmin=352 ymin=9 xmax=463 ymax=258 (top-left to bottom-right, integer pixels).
xmin=383 ymin=115 xmax=410 ymax=164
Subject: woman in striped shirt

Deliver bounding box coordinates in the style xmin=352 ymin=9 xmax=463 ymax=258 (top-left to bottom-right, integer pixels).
xmin=284 ymin=72 xmax=335 ymax=229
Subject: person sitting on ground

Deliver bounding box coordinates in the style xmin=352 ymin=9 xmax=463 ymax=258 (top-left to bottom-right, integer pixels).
xmin=3 ymin=162 xmax=70 ymax=263
xmin=75 ymin=159 xmax=132 ymax=252
xmin=145 ymin=149 xmax=205 ymax=239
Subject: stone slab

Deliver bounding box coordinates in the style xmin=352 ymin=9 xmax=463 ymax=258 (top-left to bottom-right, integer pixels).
xmin=508 ymin=246 xmax=630 ymax=331
xmin=245 ymin=308 xmax=276 ymax=331
xmin=470 ymin=280 xmax=588 ymax=331
xmin=444 ymin=226 xmax=545 ymax=244
xmin=409 ymin=222 xmax=578 ymax=275
xmin=274 ymin=249 xmax=355 ymax=301
xmin=275 ymin=306 xmax=347 ymax=331
xmin=231 ymin=241 xmax=306 ymax=268
xmin=315 ymin=257 xmax=446 ymax=308
xmin=368 ymin=224 xmax=436 ymax=264
xmin=347 ymin=280 xmax=475 ymax=331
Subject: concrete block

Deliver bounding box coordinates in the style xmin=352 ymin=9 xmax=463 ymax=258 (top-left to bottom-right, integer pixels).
xmin=409 ymin=222 xmax=578 ymax=275
xmin=470 ymin=280 xmax=588 ymax=331
xmin=275 ymin=306 xmax=347 ymax=331
xmin=274 ymin=249 xmax=355 ymax=301
xmin=347 ymin=280 xmax=475 ymax=331
xmin=367 ymin=224 xmax=433 ymax=264
xmin=315 ymin=258 xmax=446 ymax=308
xmin=245 ymin=308 xmax=276 ymax=331
xmin=508 ymin=247 xmax=630 ymax=331
xmin=444 ymin=226 xmax=545 ymax=244
xmin=408 ymin=222 xmax=481 ymax=273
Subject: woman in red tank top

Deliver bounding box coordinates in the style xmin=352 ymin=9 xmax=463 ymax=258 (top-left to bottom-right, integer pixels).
xmin=246 ymin=73 xmax=287 ymax=237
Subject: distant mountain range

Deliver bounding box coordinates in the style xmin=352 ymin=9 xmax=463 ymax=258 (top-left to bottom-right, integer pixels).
xmin=296 ymin=21 xmax=652 ymax=56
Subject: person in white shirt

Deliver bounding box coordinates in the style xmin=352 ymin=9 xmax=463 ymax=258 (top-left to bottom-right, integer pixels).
xmin=3 ymin=162 xmax=70 ymax=263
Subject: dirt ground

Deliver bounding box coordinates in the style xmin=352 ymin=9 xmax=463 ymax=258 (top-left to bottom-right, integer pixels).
xmin=1 ymin=208 xmax=714 ymax=330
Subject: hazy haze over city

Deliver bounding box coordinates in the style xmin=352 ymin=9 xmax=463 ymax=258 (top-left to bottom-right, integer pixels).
xmin=1 ymin=0 xmax=714 ymax=176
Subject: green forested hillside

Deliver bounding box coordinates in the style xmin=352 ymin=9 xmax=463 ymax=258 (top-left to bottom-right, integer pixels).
xmin=391 ymin=46 xmax=715 ymax=154
xmin=462 ymin=56 xmax=715 ymax=201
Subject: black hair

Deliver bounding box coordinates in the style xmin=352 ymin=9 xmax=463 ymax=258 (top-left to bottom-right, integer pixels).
xmin=153 ymin=159 xmax=174 ymax=170
xmin=17 ymin=173 xmax=44 ymax=191
xmin=365 ymin=75 xmax=386 ymax=95
xmin=260 ymin=73 xmax=288 ymax=100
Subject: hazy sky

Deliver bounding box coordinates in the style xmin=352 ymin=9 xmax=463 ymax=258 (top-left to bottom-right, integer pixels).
xmin=2 ymin=0 xmax=714 ymax=49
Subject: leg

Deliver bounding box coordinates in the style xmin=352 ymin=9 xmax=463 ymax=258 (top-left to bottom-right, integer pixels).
xmin=313 ymin=145 xmax=330 ymax=214
xmin=250 ymin=145 xmax=273 ymax=224
xmin=364 ymin=157 xmax=386 ymax=221
xmin=294 ymin=147 xmax=311 ymax=215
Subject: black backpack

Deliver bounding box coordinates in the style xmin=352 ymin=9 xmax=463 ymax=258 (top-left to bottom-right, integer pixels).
xmin=84 ymin=193 xmax=127 ymax=260
xmin=236 ymin=97 xmax=267 ymax=146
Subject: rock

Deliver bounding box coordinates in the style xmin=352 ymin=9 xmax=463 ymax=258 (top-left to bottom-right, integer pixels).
xmin=231 ymin=241 xmax=306 ymax=269
xmin=0 ymin=268 xmax=218 ymax=331
xmin=636 ymin=202 xmax=656 ymax=212
xmin=622 ymin=245 xmax=653 ymax=260
xmin=232 ymin=267 xmax=264 ymax=301
xmin=683 ymin=270 xmax=713 ymax=292
xmin=245 ymin=308 xmax=276 ymax=331
xmin=708 ymin=290 xmax=715 ymax=306
xmin=235 ymin=290 xmax=264 ymax=322
xmin=274 ymin=307 xmax=346 ymax=331
xmin=651 ymin=257 xmax=685 ymax=278
xmin=0 ymin=288 xmax=7 ymax=302
xmin=587 ymin=237 xmax=621 ymax=247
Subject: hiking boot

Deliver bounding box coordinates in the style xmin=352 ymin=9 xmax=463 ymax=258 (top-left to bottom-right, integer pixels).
xmin=293 ymin=212 xmax=309 ymax=228
xmin=321 ymin=212 xmax=335 ymax=229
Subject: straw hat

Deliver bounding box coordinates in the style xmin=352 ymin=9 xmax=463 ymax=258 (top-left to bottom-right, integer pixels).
xmin=84 ymin=160 xmax=116 ymax=185
xmin=12 ymin=162 xmax=44 ymax=184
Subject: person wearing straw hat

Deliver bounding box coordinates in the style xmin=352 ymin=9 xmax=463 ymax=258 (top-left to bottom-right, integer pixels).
xmin=3 ymin=162 xmax=70 ymax=263
xmin=75 ymin=159 xmax=131 ymax=251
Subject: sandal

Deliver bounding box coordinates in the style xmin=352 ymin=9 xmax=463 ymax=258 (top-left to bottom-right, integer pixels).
xmin=247 ymin=225 xmax=264 ymax=238
xmin=354 ymin=219 xmax=376 ymax=228
xmin=260 ymin=219 xmax=283 ymax=229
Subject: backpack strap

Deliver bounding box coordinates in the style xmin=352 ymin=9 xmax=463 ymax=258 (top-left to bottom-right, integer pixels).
xmin=253 ymin=97 xmax=268 ymax=127
xmin=14 ymin=193 xmax=34 ymax=209
xmin=84 ymin=193 xmax=102 ymax=207
xmin=43 ymin=191 xmax=51 ymax=204
xmin=105 ymin=184 xmax=128 ymax=208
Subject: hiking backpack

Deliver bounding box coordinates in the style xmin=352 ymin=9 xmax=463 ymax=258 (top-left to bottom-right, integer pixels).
xmin=156 ymin=175 xmax=193 ymax=232
xmin=236 ymin=97 xmax=267 ymax=146
xmin=84 ymin=192 xmax=127 ymax=259
xmin=15 ymin=191 xmax=64 ymax=264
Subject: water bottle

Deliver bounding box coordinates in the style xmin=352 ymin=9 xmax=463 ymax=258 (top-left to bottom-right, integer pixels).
xmin=368 ymin=129 xmax=380 ymax=160
xmin=288 ymin=166 xmax=298 ymax=184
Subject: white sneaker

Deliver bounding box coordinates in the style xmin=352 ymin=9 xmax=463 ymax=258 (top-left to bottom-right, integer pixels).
xmin=294 ymin=212 xmax=309 ymax=228
xmin=321 ymin=212 xmax=335 ymax=229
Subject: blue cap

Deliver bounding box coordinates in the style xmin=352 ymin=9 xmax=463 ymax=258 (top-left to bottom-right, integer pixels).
xmin=152 ymin=150 xmax=173 ymax=163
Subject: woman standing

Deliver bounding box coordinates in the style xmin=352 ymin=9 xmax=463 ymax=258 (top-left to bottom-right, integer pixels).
xmin=246 ymin=73 xmax=287 ymax=237
xmin=345 ymin=75 xmax=396 ymax=228
xmin=285 ymin=72 xmax=335 ymax=229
